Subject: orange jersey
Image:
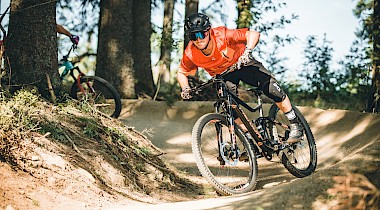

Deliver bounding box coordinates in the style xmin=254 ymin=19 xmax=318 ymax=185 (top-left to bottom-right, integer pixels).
xmin=179 ymin=26 xmax=248 ymax=77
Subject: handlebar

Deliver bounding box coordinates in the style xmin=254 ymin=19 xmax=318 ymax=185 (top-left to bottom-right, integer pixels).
xmin=60 ymin=43 xmax=77 ymax=62
xmin=190 ymin=63 xmax=239 ymax=94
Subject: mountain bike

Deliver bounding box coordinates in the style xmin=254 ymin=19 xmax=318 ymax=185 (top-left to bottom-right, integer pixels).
xmin=190 ymin=65 xmax=317 ymax=196
xmin=59 ymin=44 xmax=122 ymax=118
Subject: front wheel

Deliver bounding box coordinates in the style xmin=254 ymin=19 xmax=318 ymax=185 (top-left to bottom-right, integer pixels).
xmin=192 ymin=113 xmax=258 ymax=195
xmin=268 ymin=104 xmax=317 ymax=177
xmin=70 ymin=76 xmax=122 ymax=118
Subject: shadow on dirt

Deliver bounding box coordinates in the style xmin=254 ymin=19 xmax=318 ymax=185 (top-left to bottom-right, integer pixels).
xmin=121 ymin=100 xmax=380 ymax=209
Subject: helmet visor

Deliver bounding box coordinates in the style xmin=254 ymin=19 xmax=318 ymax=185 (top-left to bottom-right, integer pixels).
xmin=189 ymin=31 xmax=208 ymax=41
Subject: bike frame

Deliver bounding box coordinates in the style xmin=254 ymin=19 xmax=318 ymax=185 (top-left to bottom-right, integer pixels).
xmin=196 ymin=73 xmax=288 ymax=160
xmin=213 ymin=77 xmax=264 ymax=154
xmin=59 ymin=45 xmax=95 ymax=96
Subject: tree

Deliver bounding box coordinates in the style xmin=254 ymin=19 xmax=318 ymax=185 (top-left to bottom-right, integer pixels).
xmin=132 ymin=0 xmax=155 ymax=98
xmin=339 ymin=39 xmax=371 ymax=94
xmin=7 ymin=0 xmax=59 ymax=99
xmin=235 ymin=0 xmax=298 ymax=78
xmin=354 ymin=0 xmax=380 ymax=110
xmin=61 ymin=0 xmax=155 ymax=99
xmin=154 ymin=0 xmax=175 ymax=99
xmin=337 ymin=39 xmax=371 ymax=110
xmin=184 ymin=0 xmax=199 ymax=49
xmin=96 ymin=0 xmax=136 ymax=98
xmin=300 ymin=35 xmax=334 ymax=96
xmin=236 ymin=0 xmax=253 ymax=28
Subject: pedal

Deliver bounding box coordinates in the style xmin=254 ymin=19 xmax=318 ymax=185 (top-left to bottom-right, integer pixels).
xmin=239 ymin=152 xmax=249 ymax=161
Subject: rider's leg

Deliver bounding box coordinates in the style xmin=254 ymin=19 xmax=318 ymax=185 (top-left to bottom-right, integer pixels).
xmin=260 ymin=77 xmax=303 ymax=142
xmin=275 ymin=96 xmax=303 ymax=143
xmin=233 ymin=65 xmax=303 ymax=142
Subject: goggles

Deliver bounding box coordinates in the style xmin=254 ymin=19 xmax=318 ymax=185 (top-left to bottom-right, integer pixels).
xmin=189 ymin=31 xmax=208 ymax=41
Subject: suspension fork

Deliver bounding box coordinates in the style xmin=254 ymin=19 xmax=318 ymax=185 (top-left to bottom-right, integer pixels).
xmin=215 ymin=81 xmax=242 ymax=160
xmin=214 ymin=121 xmax=225 ymax=164
xmin=224 ymin=95 xmax=240 ymax=160
xmin=215 ymin=97 xmax=239 ymax=160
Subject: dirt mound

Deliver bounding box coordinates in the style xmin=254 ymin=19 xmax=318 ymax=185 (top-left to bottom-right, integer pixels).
xmin=0 ymin=92 xmax=203 ymax=210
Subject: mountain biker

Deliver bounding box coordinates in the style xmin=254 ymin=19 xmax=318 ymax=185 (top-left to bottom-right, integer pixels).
xmin=177 ymin=13 xmax=303 ymax=143
xmin=56 ymin=24 xmax=79 ymax=45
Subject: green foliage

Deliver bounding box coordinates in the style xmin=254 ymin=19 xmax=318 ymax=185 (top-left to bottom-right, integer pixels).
xmin=338 ymin=39 xmax=372 ymax=95
xmin=235 ymin=0 xmax=298 ymax=78
xmin=0 ymin=89 xmax=40 ymax=132
xmin=300 ymin=34 xmax=334 ymax=94
xmin=38 ymin=123 xmax=67 ymax=142
xmin=289 ymin=33 xmax=371 ymax=111
xmin=353 ymin=0 xmax=374 ymax=43
xmin=0 ymin=89 xmax=42 ymax=164
xmin=134 ymin=146 xmax=151 ymax=157
xmin=287 ymin=87 xmax=368 ymax=111
xmin=353 ymin=0 xmax=380 ymax=113
xmin=236 ymin=0 xmax=254 ymax=28
xmin=83 ymin=123 xmax=100 ymax=139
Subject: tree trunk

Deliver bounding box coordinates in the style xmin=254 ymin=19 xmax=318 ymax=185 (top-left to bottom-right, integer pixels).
xmin=132 ymin=0 xmax=155 ymax=98
xmin=156 ymin=0 xmax=174 ymax=91
xmin=7 ymin=0 xmax=58 ymax=99
xmin=96 ymin=0 xmax=136 ymax=98
xmin=184 ymin=0 xmax=199 ymax=49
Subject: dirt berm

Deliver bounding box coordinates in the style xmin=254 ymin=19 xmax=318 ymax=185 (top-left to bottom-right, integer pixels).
xmin=121 ymin=100 xmax=380 ymax=210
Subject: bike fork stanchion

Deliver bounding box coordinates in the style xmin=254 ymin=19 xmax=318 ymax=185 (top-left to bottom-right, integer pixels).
xmin=215 ymin=123 xmax=225 ymax=165
xmin=76 ymin=74 xmax=86 ymax=94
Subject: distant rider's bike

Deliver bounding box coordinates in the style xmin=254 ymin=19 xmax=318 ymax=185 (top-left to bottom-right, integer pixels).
xmin=190 ymin=64 xmax=317 ymax=196
xmin=59 ymin=44 xmax=122 ymax=118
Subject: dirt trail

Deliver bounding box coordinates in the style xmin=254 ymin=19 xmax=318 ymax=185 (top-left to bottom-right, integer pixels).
xmin=1 ymin=99 xmax=378 ymax=210
xmin=121 ymin=100 xmax=380 ymax=210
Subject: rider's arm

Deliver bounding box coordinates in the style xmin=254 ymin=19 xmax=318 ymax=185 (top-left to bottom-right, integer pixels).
xmin=177 ymin=53 xmax=197 ymax=89
xmin=56 ymin=24 xmax=72 ymax=37
xmin=57 ymin=24 xmax=79 ymax=45
xmin=245 ymin=30 xmax=260 ymax=50
xmin=177 ymin=70 xmax=189 ymax=89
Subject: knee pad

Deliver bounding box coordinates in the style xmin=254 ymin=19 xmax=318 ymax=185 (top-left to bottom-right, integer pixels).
xmin=262 ymin=78 xmax=286 ymax=102
xmin=225 ymin=81 xmax=238 ymax=96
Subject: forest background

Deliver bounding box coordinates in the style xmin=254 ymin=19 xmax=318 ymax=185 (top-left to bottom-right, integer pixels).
xmin=0 ymin=0 xmax=379 ymax=112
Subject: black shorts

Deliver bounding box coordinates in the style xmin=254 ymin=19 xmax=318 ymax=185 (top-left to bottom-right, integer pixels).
xmin=222 ymin=60 xmax=287 ymax=102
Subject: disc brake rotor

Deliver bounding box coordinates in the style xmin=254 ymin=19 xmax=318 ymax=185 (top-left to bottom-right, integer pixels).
xmin=219 ymin=142 xmax=239 ymax=166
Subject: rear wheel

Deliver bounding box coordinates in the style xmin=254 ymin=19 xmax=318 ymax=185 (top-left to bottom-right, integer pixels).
xmin=192 ymin=113 xmax=258 ymax=195
xmin=268 ymin=105 xmax=317 ymax=177
xmin=70 ymin=76 xmax=122 ymax=118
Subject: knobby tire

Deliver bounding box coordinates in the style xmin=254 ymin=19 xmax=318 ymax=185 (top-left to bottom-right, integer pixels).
xmin=192 ymin=113 xmax=258 ymax=195
xmin=268 ymin=104 xmax=317 ymax=177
